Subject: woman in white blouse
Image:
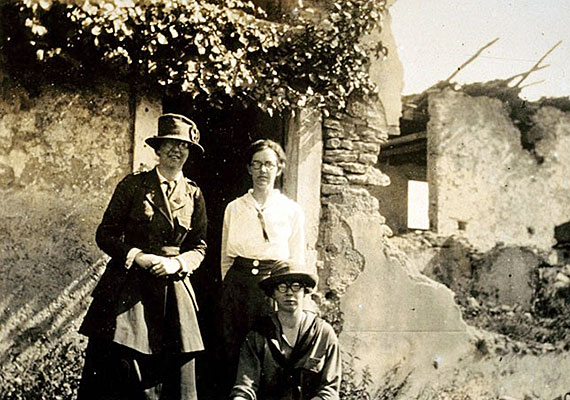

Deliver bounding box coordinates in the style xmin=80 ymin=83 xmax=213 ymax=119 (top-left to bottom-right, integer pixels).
xmin=219 ymin=139 xmax=306 ymax=392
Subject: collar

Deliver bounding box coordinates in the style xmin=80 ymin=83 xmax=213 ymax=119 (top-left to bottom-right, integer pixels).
xmin=273 ymin=311 xmax=315 ymax=340
xmin=156 ymin=168 xmax=183 ymax=185
xmin=247 ymin=188 xmax=280 ymax=209
xmin=266 ymin=311 xmax=320 ymax=367
xmin=280 ymin=312 xmax=307 ymax=348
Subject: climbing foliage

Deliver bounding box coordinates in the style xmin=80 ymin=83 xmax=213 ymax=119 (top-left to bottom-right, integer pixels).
xmin=1 ymin=0 xmax=387 ymax=114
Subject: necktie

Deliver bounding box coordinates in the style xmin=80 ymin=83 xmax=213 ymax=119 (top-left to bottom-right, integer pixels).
xmin=165 ymin=180 xmax=176 ymax=199
xmin=257 ymin=208 xmax=270 ymax=242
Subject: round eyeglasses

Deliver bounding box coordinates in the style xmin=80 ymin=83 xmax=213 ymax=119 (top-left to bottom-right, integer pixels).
xmin=162 ymin=140 xmax=190 ymax=150
xmin=250 ymin=161 xmax=277 ymax=170
xmin=275 ymin=282 xmax=304 ymax=293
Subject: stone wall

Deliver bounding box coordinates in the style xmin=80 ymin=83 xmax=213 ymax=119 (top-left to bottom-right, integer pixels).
xmin=318 ymin=96 xmax=392 ymax=332
xmin=428 ymin=89 xmax=570 ymax=252
xmin=316 ymin=96 xmax=477 ymax=394
xmin=0 ymin=76 xmax=132 ymax=376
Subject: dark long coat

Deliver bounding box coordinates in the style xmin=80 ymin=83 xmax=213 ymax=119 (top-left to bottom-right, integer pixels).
xmin=80 ymin=168 xmax=207 ymax=355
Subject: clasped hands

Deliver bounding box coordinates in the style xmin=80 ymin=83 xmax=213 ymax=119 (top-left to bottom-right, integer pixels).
xmin=135 ymin=253 xmax=182 ymax=277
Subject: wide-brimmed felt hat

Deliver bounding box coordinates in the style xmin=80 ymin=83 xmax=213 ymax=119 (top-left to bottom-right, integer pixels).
xmin=259 ymin=260 xmax=318 ymax=295
xmin=145 ymin=113 xmax=204 ymax=153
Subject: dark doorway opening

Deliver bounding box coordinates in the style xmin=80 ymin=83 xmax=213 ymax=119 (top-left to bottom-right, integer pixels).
xmin=163 ymin=97 xmax=285 ymax=399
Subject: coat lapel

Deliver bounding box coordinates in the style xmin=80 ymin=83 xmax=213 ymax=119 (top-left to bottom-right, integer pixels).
xmin=144 ymin=169 xmax=174 ymax=227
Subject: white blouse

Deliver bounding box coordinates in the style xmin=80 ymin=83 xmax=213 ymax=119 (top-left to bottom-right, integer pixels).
xmin=220 ymin=189 xmax=305 ymax=279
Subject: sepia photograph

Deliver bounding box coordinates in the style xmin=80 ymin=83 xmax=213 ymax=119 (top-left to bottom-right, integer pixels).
xmin=0 ymin=0 xmax=569 ymax=399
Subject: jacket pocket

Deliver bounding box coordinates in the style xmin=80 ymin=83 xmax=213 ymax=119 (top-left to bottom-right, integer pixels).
xmin=303 ymin=356 xmax=325 ymax=373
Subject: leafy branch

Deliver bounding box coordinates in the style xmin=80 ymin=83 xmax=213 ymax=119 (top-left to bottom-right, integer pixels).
xmin=1 ymin=0 xmax=387 ymax=115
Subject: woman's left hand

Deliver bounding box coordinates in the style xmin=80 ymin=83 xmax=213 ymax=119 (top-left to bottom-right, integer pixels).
xmin=149 ymin=257 xmax=182 ymax=277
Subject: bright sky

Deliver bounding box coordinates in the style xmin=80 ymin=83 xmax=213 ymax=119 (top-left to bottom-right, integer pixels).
xmin=390 ymin=0 xmax=570 ymax=100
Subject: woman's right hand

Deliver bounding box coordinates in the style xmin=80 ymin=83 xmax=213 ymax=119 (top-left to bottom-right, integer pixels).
xmin=134 ymin=252 xmax=162 ymax=270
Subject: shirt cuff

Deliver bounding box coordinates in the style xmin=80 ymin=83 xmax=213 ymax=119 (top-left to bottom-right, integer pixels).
xmin=126 ymin=248 xmax=142 ymax=269
xmin=175 ymin=256 xmax=188 ymax=274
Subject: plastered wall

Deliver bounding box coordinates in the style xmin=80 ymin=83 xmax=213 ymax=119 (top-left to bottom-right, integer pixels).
xmin=428 ymin=89 xmax=570 ymax=252
xmin=0 ymin=77 xmax=132 ymax=367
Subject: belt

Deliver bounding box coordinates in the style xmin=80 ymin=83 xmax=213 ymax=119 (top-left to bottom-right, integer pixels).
xmin=137 ymin=246 xmax=181 ymax=257
xmin=232 ymin=257 xmax=275 ymax=276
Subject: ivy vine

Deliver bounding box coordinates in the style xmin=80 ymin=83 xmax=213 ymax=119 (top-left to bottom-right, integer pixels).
xmin=1 ymin=0 xmax=387 ymax=115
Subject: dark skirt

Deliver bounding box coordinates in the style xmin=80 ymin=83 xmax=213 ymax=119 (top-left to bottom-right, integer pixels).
xmin=219 ymin=257 xmax=276 ymax=390
xmin=78 ymin=338 xmax=197 ymax=400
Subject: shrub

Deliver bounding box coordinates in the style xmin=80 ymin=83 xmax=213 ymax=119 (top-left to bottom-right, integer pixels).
xmin=0 ymin=333 xmax=86 ymax=400
xmin=340 ymin=348 xmax=410 ymax=400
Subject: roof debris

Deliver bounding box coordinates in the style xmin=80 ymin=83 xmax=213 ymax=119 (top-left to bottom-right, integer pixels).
xmin=398 ymin=40 xmax=568 ymax=160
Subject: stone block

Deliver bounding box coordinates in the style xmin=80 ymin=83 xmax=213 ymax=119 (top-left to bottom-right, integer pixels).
xmin=325 ymin=138 xmax=341 ymax=149
xmin=323 ymin=118 xmax=342 ymax=130
xmin=345 ymin=186 xmax=372 ymax=197
xmin=339 ymin=114 xmax=367 ymax=127
xmin=379 ymin=223 xmax=393 ymax=237
xmin=340 ymin=139 xmax=355 ymax=150
xmin=347 ymin=167 xmax=391 ymax=187
xmin=356 ymin=125 xmax=386 ymax=142
xmin=346 ymin=174 xmax=367 ymax=185
xmin=359 ymin=153 xmax=378 ymax=165
xmin=322 ymin=163 xmax=344 ymax=176
xmin=339 ymin=162 xmax=367 ymax=174
xmin=354 ymin=141 xmax=381 ymax=153
xmin=324 ymin=127 xmax=344 ymax=139
xmin=323 ymin=150 xmax=358 ymax=163
xmin=324 ymin=175 xmax=348 ymax=184
xmin=341 ymin=124 xmax=360 ymax=140
xmin=321 ymin=184 xmax=344 ymax=195
xmin=363 ymin=167 xmax=391 ymax=186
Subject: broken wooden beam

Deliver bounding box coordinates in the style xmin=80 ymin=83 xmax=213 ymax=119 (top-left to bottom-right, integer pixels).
xmin=381 ymin=131 xmax=427 ymax=148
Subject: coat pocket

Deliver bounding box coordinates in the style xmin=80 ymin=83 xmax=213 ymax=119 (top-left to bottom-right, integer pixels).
xmin=303 ymin=356 xmax=325 ymax=373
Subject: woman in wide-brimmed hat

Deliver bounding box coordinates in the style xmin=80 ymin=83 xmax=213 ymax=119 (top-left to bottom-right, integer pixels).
xmin=218 ymin=139 xmax=307 ymax=394
xmin=231 ymin=260 xmax=341 ymax=400
xmin=78 ymin=113 xmax=207 ymax=400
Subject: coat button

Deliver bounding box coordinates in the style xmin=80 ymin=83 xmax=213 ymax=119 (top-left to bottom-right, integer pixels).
xmin=252 ymin=260 xmax=260 ymax=267
xmin=251 ymin=268 xmax=259 ymax=275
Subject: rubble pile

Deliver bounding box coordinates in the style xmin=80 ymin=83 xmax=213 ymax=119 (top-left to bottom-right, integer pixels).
xmin=399 ymin=232 xmax=570 ymax=356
